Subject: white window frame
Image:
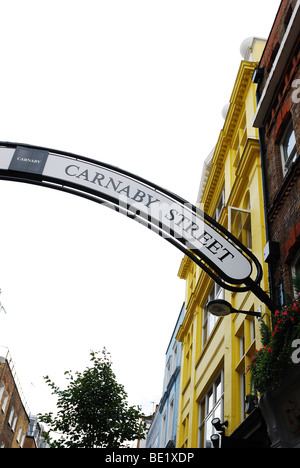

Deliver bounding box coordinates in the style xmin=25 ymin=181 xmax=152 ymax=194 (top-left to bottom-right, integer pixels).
xmin=8 ymin=406 xmax=15 ymax=426
xmin=172 ymin=342 xmax=178 ymax=374
xmin=228 ymin=206 xmax=252 ymax=250
xmin=198 ymin=371 xmax=224 ymax=448
xmin=20 ymin=433 xmax=26 ymax=448
xmin=281 ymin=121 xmax=297 ymax=175
xmin=1 ymin=391 xmax=9 ymax=414
xmin=291 ymin=249 xmax=300 ymax=297
xmin=165 ymin=356 xmax=172 ymax=390
xmin=160 ymin=411 xmax=167 ymax=447
xmin=17 ymin=426 xmax=23 ymax=443
xmin=0 ymin=382 xmax=5 ymax=403
xmin=250 ymin=316 xmax=256 ymax=343
xmin=213 ymin=188 xmax=225 ymax=222
xmin=12 ymin=414 xmax=18 ymax=432
xmin=166 ymin=395 xmax=175 ymax=445
xmin=203 ymin=284 xmax=224 ymax=347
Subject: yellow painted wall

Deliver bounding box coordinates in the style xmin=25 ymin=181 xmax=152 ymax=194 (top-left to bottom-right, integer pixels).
xmin=176 ymin=39 xmax=271 ymax=448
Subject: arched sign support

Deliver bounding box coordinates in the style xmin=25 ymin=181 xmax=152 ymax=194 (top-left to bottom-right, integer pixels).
xmin=0 ymin=142 xmax=276 ymax=312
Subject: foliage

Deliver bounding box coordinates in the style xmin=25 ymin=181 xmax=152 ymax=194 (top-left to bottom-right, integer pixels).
xmin=248 ymin=293 xmax=300 ymax=396
xmin=38 ymin=349 xmax=146 ymax=448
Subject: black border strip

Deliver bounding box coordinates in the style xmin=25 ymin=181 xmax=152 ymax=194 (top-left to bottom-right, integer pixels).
xmin=0 ymin=141 xmax=264 ymax=294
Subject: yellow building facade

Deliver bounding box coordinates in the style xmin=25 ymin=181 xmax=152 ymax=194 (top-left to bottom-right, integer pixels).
xmin=176 ymin=38 xmax=272 ymax=448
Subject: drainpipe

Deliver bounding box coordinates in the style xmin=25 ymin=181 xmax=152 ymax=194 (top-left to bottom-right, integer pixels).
xmin=258 ymin=126 xmax=275 ymax=300
xmin=253 ymin=67 xmax=277 ymax=312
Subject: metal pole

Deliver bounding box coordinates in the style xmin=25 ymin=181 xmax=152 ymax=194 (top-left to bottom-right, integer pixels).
xmin=245 ymin=278 xmax=277 ymax=313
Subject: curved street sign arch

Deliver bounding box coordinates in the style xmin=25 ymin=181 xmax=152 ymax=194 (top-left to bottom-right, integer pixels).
xmin=0 ymin=142 xmax=275 ymax=311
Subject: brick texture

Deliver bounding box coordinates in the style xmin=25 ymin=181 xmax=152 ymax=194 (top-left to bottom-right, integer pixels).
xmin=258 ymin=0 xmax=300 ymax=303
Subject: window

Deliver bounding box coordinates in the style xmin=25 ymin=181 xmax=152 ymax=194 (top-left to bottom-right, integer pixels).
xmin=229 ymin=205 xmax=252 ymax=250
xmin=161 ymin=411 xmax=167 ymax=447
xmin=233 ymin=115 xmax=247 ymax=167
xmin=172 ymin=343 xmax=178 ymax=373
xmin=291 ymin=250 xmax=300 ymax=296
xmin=237 ymin=326 xmax=247 ymax=421
xmin=203 ymin=284 xmax=224 ymax=346
xmin=281 ymin=121 xmax=297 ymax=174
xmin=181 ymin=414 xmax=189 ymax=448
xmin=183 ymin=329 xmax=193 ymax=385
xmin=8 ymin=406 xmax=15 ymax=426
xmin=235 ymin=315 xmax=256 ymax=422
xmin=12 ymin=413 xmax=18 ymax=432
xmin=213 ymin=188 xmax=225 ymax=222
xmin=165 ymin=356 xmax=172 ymax=390
xmin=198 ymin=372 xmax=224 ymax=448
xmin=203 ymin=307 xmax=217 ymax=346
xmin=17 ymin=426 xmax=23 ymax=443
xmin=240 ymin=371 xmax=246 ymax=421
xmin=250 ymin=317 xmax=256 ymax=343
xmin=20 ymin=433 xmax=26 ymax=448
xmin=0 ymin=382 xmax=4 ymax=403
xmin=167 ymin=396 xmax=175 ymax=444
xmin=240 ymin=329 xmax=245 ymax=360
xmin=1 ymin=391 xmax=9 ymax=414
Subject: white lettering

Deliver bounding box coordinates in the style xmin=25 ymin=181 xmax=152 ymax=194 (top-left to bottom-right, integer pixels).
xmin=148 ymin=453 xmax=194 ymax=463
xmin=292 ymin=339 xmax=300 ymax=364
xmin=17 ymin=157 xmax=41 ymax=164
xmin=105 ymin=453 xmax=140 ymax=465
xmin=292 ymin=79 xmax=300 ymax=104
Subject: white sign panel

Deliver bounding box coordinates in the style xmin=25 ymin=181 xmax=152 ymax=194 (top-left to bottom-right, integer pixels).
xmin=0 ymin=145 xmax=253 ymax=284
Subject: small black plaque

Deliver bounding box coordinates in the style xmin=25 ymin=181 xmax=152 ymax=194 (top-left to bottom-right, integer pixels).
xmin=9 ymin=146 xmax=49 ymax=174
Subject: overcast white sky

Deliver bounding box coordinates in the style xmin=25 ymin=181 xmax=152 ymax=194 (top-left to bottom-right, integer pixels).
xmin=0 ymin=0 xmax=281 ymax=418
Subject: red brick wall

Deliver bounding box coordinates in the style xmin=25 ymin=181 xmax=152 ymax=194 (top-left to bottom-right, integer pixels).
xmin=258 ymin=0 xmax=300 ymax=303
xmin=259 ymin=0 xmax=297 ymax=82
xmin=0 ymin=360 xmax=30 ymax=448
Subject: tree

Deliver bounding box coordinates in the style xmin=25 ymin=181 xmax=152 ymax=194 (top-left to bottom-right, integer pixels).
xmin=39 ymin=349 xmax=146 ymax=448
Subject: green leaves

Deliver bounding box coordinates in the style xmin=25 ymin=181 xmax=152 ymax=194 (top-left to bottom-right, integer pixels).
xmin=38 ymin=349 xmax=146 ymax=448
xmin=248 ymin=294 xmax=300 ymax=396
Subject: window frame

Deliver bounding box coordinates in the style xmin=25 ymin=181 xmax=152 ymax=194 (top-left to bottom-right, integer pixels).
xmin=1 ymin=391 xmax=9 ymax=414
xmin=291 ymin=249 xmax=300 ymax=297
xmin=203 ymin=284 xmax=224 ymax=347
xmin=198 ymin=371 xmax=224 ymax=448
xmin=228 ymin=206 xmax=252 ymax=250
xmin=213 ymin=188 xmax=225 ymax=222
xmin=0 ymin=382 xmax=5 ymax=404
xmin=280 ymin=121 xmax=297 ymax=175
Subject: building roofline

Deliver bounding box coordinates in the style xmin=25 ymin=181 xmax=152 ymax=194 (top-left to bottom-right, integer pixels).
xmin=253 ymin=0 xmax=300 ymax=127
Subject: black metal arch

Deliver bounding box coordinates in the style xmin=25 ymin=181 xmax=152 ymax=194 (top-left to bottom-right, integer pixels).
xmin=0 ymin=142 xmax=275 ymax=312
